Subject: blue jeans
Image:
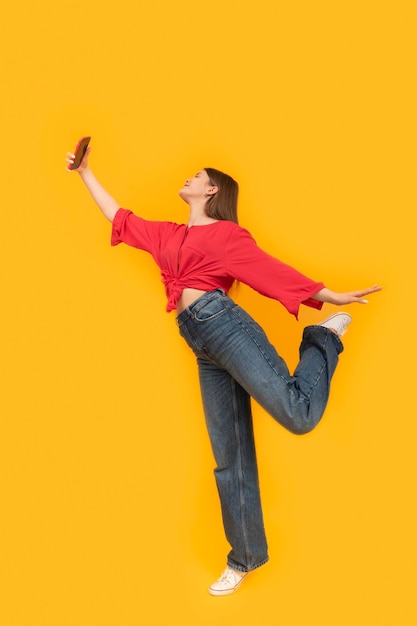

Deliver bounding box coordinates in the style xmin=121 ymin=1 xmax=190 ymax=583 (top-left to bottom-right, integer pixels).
xmin=176 ymin=289 xmax=343 ymax=573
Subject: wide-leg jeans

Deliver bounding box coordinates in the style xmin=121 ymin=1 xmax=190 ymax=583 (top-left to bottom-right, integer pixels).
xmin=176 ymin=289 xmax=344 ymax=573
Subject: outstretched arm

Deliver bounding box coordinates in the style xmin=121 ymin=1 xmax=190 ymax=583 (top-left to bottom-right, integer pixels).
xmin=312 ymin=285 xmax=383 ymax=305
xmin=66 ymin=146 xmax=119 ymax=222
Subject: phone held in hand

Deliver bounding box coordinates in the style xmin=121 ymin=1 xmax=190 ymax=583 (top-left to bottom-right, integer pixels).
xmin=69 ymin=136 xmax=91 ymax=170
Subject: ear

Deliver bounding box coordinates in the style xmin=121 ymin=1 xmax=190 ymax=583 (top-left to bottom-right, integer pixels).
xmin=206 ymin=185 xmax=218 ymax=196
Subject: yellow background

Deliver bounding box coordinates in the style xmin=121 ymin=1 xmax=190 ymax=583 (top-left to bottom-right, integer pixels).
xmin=1 ymin=1 xmax=415 ymax=624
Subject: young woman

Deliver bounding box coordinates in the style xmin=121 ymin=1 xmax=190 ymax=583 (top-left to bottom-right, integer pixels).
xmin=66 ymin=145 xmax=381 ymax=596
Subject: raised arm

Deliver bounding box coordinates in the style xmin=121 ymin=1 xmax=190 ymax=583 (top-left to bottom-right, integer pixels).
xmin=66 ymin=146 xmax=119 ymax=222
xmin=312 ymin=285 xmax=383 ymax=305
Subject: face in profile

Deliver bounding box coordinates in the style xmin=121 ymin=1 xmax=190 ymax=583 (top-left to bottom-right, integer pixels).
xmin=179 ymin=170 xmax=217 ymax=203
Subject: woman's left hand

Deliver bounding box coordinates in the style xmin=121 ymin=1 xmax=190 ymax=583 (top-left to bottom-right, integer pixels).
xmin=313 ymin=285 xmax=383 ymax=305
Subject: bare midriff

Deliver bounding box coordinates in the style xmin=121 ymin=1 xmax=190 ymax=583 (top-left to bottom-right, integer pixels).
xmin=176 ymin=288 xmax=208 ymax=315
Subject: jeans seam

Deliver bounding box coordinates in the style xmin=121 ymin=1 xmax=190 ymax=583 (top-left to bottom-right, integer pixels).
xmin=230 ymin=308 xmax=290 ymax=387
xmin=231 ymin=378 xmax=251 ymax=567
xmin=194 ymin=308 xmax=228 ymax=323
xmin=179 ymin=322 xmax=204 ymax=355
xmin=231 ymin=305 xmax=264 ymax=334
xmin=302 ymin=332 xmax=329 ymax=401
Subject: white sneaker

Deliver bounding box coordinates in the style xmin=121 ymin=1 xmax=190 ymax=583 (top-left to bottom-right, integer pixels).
xmin=318 ymin=312 xmax=352 ymax=337
xmin=208 ymin=566 xmax=248 ymax=596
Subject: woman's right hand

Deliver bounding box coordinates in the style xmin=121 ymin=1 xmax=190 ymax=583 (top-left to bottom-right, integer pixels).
xmin=65 ymin=145 xmax=119 ymax=222
xmin=66 ymin=146 xmax=91 ymax=173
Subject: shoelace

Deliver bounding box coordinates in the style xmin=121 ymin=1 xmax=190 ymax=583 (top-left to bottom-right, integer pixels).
xmin=218 ymin=567 xmax=241 ymax=584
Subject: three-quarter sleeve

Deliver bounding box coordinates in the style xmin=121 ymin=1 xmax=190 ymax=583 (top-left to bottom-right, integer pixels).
xmin=226 ymin=226 xmax=325 ymax=318
xmin=111 ymin=208 xmax=167 ymax=255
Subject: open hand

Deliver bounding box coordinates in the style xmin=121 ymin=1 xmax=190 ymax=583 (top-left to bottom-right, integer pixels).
xmin=335 ymin=284 xmax=383 ymax=304
xmin=313 ymin=285 xmax=383 ymax=305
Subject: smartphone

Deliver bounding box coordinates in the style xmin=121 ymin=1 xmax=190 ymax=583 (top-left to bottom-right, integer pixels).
xmin=69 ymin=136 xmax=91 ymax=170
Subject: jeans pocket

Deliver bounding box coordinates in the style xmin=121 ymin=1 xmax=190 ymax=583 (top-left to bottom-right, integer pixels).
xmin=194 ymin=297 xmax=228 ymax=322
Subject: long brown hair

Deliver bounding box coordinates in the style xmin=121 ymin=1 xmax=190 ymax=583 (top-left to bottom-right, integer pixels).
xmin=204 ymin=168 xmax=239 ymax=224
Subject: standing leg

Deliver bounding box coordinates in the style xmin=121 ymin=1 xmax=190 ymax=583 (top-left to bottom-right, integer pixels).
xmin=197 ymin=355 xmax=269 ymax=573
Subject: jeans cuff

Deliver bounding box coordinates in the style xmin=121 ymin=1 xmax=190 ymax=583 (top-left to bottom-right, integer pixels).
xmin=227 ymin=556 xmax=269 ymax=573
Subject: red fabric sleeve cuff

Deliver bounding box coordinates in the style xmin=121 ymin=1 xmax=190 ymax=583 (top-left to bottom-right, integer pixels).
xmin=110 ymin=208 xmax=126 ymax=246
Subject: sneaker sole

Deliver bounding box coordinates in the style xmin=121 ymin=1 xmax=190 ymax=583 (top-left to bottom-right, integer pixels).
xmin=319 ymin=312 xmax=352 ymax=326
xmin=318 ymin=312 xmax=352 ymax=336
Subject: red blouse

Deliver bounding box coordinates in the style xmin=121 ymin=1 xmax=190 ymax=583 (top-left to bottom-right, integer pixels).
xmin=111 ymin=208 xmax=325 ymax=318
